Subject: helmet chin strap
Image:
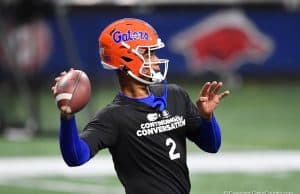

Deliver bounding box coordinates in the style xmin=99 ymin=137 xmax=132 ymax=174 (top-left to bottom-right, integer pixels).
xmin=151 ymin=80 xmax=168 ymax=112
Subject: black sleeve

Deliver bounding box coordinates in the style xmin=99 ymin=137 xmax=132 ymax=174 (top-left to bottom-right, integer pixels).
xmin=80 ymin=107 xmax=119 ymax=157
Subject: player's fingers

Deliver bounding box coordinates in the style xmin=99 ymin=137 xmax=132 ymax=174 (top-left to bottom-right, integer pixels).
xmin=219 ymin=90 xmax=230 ymax=100
xmin=55 ymin=71 xmax=67 ymax=82
xmin=61 ymin=106 xmax=72 ymax=114
xmin=207 ymin=81 xmax=218 ymax=95
xmin=55 ymin=77 xmax=62 ymax=82
xmin=60 ymin=71 xmax=67 ymax=76
xmin=199 ymin=82 xmax=211 ymax=97
xmin=199 ymin=96 xmax=208 ymax=102
xmin=213 ymin=82 xmax=223 ymax=94
xmin=51 ymin=84 xmax=58 ymax=94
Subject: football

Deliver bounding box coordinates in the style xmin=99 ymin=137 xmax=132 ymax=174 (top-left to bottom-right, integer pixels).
xmin=55 ymin=69 xmax=91 ymax=114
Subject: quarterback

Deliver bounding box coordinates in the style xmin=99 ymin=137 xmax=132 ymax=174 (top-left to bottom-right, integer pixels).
xmin=52 ymin=18 xmax=230 ymax=194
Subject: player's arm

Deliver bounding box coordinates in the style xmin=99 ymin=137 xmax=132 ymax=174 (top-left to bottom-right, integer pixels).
xmin=195 ymin=81 xmax=229 ymax=152
xmin=59 ymin=115 xmax=91 ymax=166
xmin=185 ymin=81 xmax=229 ymax=153
xmin=186 ymin=111 xmax=222 ymax=153
xmin=58 ymin=108 xmax=118 ymax=166
xmin=52 ymin=71 xmax=118 ymax=166
xmin=196 ymin=114 xmax=221 ymax=153
xmin=52 ymin=71 xmax=91 ymax=167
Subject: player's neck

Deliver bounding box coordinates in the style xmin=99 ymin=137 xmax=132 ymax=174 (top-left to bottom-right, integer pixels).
xmin=121 ymin=85 xmax=150 ymax=98
xmin=118 ymin=71 xmax=150 ymax=98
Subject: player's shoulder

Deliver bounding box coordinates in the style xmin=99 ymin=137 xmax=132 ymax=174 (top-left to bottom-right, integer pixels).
xmin=168 ymin=83 xmax=186 ymax=93
xmin=150 ymin=83 xmax=186 ymax=96
xmin=93 ymin=100 xmax=122 ymax=120
xmin=168 ymin=84 xmax=190 ymax=101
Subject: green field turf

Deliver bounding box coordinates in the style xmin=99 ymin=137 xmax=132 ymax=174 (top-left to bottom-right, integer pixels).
xmin=0 ymin=82 xmax=299 ymax=156
xmin=0 ymin=172 xmax=298 ymax=194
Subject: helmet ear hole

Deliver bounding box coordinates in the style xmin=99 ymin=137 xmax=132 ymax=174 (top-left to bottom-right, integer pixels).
xmin=121 ymin=56 xmax=133 ymax=62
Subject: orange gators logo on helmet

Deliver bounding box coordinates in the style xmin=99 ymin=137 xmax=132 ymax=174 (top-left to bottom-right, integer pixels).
xmin=112 ymin=30 xmax=149 ymax=43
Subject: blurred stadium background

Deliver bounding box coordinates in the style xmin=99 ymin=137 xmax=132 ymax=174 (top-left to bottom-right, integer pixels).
xmin=0 ymin=0 xmax=300 ymax=193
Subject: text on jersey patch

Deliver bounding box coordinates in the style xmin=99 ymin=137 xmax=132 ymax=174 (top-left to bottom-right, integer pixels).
xmin=137 ymin=115 xmax=186 ymax=137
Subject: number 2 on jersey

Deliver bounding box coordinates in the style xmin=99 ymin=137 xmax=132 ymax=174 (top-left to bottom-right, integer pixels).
xmin=165 ymin=138 xmax=180 ymax=160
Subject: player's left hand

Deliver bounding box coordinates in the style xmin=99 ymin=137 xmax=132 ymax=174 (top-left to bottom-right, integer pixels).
xmin=196 ymin=81 xmax=230 ymax=120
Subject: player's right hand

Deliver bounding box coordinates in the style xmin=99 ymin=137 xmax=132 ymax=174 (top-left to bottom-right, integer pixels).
xmin=51 ymin=69 xmax=74 ymax=120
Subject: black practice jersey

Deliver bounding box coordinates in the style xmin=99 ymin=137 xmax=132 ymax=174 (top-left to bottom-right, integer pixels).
xmin=80 ymin=84 xmax=204 ymax=194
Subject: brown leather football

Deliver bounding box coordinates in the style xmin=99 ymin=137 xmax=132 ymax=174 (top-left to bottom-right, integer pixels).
xmin=55 ymin=69 xmax=91 ymax=114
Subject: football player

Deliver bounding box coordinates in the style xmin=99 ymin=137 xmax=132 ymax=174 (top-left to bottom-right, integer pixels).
xmin=52 ymin=18 xmax=230 ymax=194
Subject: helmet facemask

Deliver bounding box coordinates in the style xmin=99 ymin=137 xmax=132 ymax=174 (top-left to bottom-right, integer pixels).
xmin=122 ymin=39 xmax=169 ymax=85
